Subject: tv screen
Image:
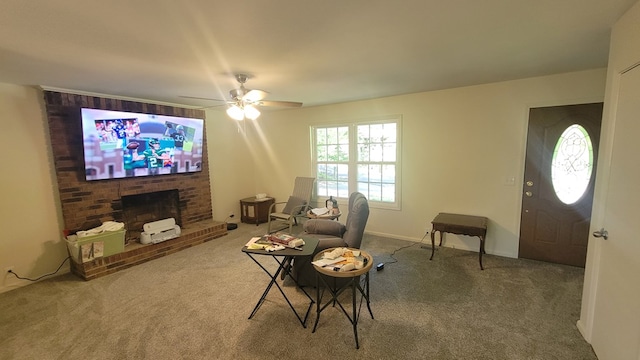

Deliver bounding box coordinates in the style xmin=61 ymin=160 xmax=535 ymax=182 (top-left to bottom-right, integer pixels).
xmin=81 ymin=108 xmax=205 ymax=181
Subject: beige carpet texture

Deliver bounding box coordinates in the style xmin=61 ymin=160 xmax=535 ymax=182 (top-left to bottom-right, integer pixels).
xmin=0 ymin=222 xmax=596 ymax=359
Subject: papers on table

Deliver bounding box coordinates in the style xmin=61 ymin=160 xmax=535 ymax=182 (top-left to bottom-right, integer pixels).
xmin=245 ymin=234 xmax=305 ymax=251
xmin=245 ymin=237 xmax=270 ymax=250
xmin=310 ymin=207 xmax=330 ymax=216
xmin=311 ymin=256 xmax=346 ymax=267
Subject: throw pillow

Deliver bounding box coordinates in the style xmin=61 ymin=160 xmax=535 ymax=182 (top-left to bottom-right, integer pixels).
xmin=282 ymin=196 xmax=306 ymax=215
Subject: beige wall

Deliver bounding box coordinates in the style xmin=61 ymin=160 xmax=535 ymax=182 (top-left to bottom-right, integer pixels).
xmin=1 ymin=68 xmax=606 ymax=293
xmin=0 ymin=84 xmax=66 ymax=293
xmin=210 ymin=69 xmax=606 ymax=257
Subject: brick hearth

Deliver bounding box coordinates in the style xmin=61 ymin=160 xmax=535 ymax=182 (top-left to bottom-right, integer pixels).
xmin=70 ymin=220 xmax=226 ymax=280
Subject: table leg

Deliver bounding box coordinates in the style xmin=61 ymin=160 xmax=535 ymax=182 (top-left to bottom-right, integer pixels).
xmin=352 ymin=278 xmax=359 ymax=349
xmin=313 ymin=273 xmax=373 ymax=349
xmin=247 ymin=257 xmax=283 ymax=320
xmin=246 ymin=254 xmax=314 ymax=327
xmin=430 ymin=229 xmax=436 ymax=260
xmin=312 ymin=273 xmax=322 ymax=333
xmin=364 ymin=273 xmax=373 ymax=318
xmin=479 ymin=236 xmax=485 ymax=270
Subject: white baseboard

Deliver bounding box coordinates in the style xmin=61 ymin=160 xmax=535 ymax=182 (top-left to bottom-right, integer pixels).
xmin=576 ymin=319 xmax=591 ymax=343
xmin=364 ymin=230 xmax=517 ymax=258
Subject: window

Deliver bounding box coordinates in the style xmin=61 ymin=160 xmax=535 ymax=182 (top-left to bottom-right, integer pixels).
xmin=312 ymin=117 xmax=401 ymax=209
xmin=551 ymin=124 xmax=594 ymax=205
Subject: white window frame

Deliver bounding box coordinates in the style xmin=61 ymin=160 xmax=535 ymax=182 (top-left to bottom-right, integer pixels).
xmin=311 ymin=115 xmax=402 ymax=210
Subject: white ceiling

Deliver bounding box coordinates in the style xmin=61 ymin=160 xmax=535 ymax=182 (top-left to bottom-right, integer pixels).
xmin=0 ymin=0 xmax=636 ymax=109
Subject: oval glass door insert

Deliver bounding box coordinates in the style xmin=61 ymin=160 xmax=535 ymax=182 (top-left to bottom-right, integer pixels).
xmin=551 ymin=124 xmax=594 ymax=204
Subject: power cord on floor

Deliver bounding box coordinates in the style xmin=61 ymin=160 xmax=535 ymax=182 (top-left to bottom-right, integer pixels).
xmin=6 ymin=256 xmax=71 ymax=282
xmin=378 ymin=232 xmax=430 ymax=270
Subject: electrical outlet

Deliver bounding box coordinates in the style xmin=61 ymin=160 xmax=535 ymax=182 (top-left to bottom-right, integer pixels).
xmin=4 ymin=266 xmax=14 ymax=274
xmin=229 ymin=211 xmax=235 ymax=218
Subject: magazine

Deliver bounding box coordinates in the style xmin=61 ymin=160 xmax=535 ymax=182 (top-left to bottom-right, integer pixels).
xmin=267 ymin=233 xmax=305 ymax=248
xmin=245 ymin=233 xmax=305 ymax=250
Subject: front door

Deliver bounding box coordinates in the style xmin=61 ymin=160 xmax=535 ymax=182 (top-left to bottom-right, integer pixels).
xmin=590 ymin=65 xmax=640 ymax=360
xmin=519 ymin=103 xmax=603 ymax=267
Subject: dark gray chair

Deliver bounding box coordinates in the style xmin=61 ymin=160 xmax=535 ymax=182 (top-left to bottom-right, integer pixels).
xmin=290 ymin=192 xmax=369 ymax=287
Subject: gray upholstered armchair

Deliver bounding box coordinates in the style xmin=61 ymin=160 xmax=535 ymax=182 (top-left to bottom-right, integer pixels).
xmin=290 ymin=192 xmax=369 ymax=287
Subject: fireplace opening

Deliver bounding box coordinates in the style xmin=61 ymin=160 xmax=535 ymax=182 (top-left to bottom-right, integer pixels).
xmin=121 ymin=189 xmax=181 ymax=244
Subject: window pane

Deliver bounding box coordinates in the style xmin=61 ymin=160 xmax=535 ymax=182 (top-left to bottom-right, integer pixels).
xmin=357 ymin=182 xmax=368 ymax=195
xmin=368 ymin=182 xmax=382 ymax=201
xmin=381 ymin=183 xmax=395 ymax=202
xmin=369 ymin=164 xmax=382 ymax=182
xmin=338 ymin=144 xmax=349 ymax=161
xmin=383 ymin=123 xmax=396 ymax=142
xmin=338 ymin=127 xmax=349 ymax=144
xmin=551 ymin=124 xmax=594 ymax=205
xmin=338 ymin=181 xmax=349 ymax=198
xmin=383 ymin=143 xmax=396 ymax=162
xmin=357 ymin=164 xmax=369 ymax=181
xmin=337 ymin=164 xmax=349 ymax=182
xmin=326 ymin=164 xmax=338 ymax=180
xmin=370 ymin=124 xmax=384 ymax=142
xmin=317 ymin=145 xmax=327 ymax=161
xmin=370 ymin=143 xmax=383 ymax=162
xmin=327 ymin=128 xmax=338 ymax=144
xmin=317 ymin=164 xmax=327 ymax=180
xmin=327 ymin=145 xmax=339 ymax=161
xmin=317 ymin=180 xmax=328 ymax=197
xmin=382 ymin=164 xmax=395 ymax=183
xmin=357 ymin=125 xmax=369 ymax=142
xmin=317 ymin=128 xmax=327 ymax=145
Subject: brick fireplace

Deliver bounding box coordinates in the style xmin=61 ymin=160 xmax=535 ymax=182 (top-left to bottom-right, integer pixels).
xmin=44 ymin=91 xmax=227 ymax=280
xmin=121 ymin=189 xmax=181 ymax=243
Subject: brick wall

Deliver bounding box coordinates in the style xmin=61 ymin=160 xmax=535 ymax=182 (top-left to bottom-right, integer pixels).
xmin=44 ymin=91 xmax=228 ymax=280
xmin=43 ymin=91 xmax=213 ymax=233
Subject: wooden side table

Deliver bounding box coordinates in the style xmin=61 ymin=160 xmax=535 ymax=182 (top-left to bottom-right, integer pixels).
xmin=430 ymin=212 xmax=488 ymax=270
xmin=240 ymin=197 xmax=275 ymax=225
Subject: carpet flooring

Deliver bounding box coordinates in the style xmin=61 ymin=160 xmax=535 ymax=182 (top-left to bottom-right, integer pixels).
xmin=0 ymin=222 xmax=597 ymax=359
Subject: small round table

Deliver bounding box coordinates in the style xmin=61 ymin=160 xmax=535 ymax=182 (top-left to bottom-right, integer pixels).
xmin=306 ymin=210 xmax=341 ymax=221
xmin=312 ymin=248 xmax=374 ymax=349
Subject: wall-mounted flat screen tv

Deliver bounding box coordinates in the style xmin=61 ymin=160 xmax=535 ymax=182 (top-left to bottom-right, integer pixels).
xmin=81 ymin=108 xmax=205 ymax=181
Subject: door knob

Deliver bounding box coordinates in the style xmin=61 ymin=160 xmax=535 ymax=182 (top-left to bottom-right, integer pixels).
xmin=593 ymin=228 xmax=609 ymax=240
xmin=525 ymin=191 xmax=533 ymax=197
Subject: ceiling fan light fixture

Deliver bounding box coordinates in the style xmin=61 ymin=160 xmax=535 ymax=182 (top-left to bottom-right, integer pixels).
xmin=244 ymin=104 xmax=260 ymax=120
xmin=226 ymin=104 xmax=244 ymax=121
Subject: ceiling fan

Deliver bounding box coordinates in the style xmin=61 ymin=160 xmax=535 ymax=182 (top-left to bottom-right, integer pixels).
xmin=182 ymin=74 xmax=303 ymax=120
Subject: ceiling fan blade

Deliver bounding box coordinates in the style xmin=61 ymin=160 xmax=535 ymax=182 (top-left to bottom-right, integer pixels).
xmin=258 ymin=100 xmax=303 ymax=108
xmin=179 ymin=95 xmax=227 ymax=102
xmin=243 ymin=89 xmax=268 ymax=102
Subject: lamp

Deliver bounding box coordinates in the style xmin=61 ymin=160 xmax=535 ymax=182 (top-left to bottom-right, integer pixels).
xmin=226 ymin=104 xmax=245 ymax=121
xmin=226 ymin=103 xmax=261 ymax=121
xmin=244 ymin=105 xmax=260 ymax=120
